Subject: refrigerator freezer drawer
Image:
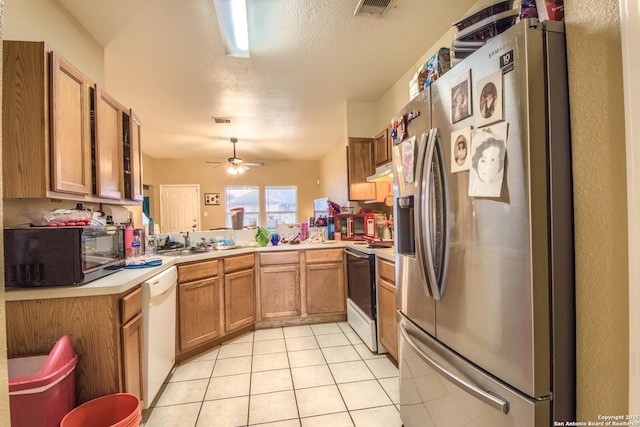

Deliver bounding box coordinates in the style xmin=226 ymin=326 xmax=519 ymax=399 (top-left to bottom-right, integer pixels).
xmin=399 ymin=316 xmax=550 ymax=427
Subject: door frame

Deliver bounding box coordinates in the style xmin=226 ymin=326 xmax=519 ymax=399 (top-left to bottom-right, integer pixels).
xmin=620 ymin=0 xmax=640 ymax=412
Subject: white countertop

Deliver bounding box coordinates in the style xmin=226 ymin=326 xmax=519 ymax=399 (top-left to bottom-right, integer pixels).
xmin=5 ymin=240 xmax=396 ymax=301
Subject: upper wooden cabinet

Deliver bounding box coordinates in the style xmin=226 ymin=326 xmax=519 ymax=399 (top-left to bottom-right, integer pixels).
xmin=3 ymin=41 xmax=92 ymax=198
xmin=127 ymin=112 xmax=144 ymax=201
xmin=347 ymin=137 xmax=377 ymax=201
xmin=95 ymin=87 xmax=124 ymax=200
xmin=50 ymin=51 xmax=92 ymax=195
xmin=347 ymin=135 xmax=393 ymax=202
xmin=2 ymin=40 xmax=142 ymax=205
xmin=373 ymin=126 xmax=392 ymax=167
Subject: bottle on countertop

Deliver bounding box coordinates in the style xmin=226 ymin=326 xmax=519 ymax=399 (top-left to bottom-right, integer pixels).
xmin=149 ymin=217 xmax=155 ymax=235
xmin=132 ymin=231 xmax=141 ymax=257
xmin=124 ymin=222 xmax=134 ymax=258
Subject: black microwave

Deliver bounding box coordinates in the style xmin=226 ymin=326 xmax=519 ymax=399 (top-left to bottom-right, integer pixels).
xmin=4 ymin=226 xmax=125 ymax=288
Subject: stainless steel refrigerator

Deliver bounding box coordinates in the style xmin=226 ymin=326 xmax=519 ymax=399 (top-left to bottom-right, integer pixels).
xmin=393 ymin=19 xmax=574 ymax=426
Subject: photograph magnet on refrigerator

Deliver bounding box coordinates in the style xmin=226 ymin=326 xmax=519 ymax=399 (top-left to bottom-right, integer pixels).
xmin=451 ymin=126 xmax=472 ymax=172
xmin=451 ymin=69 xmax=472 ymax=123
xmin=476 ymin=70 xmax=503 ymax=127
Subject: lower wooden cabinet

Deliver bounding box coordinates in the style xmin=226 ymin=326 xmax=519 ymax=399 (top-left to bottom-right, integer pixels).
xmin=377 ymin=258 xmax=398 ymax=361
xmin=176 ymin=255 xmax=256 ymax=357
xmin=177 ymin=260 xmax=221 ymax=353
xmin=6 ymin=286 xmax=145 ymax=404
xmin=259 ymin=252 xmax=301 ymax=319
xmin=224 ymin=254 xmax=256 ymax=333
xmin=255 ymin=248 xmax=346 ymax=327
xmin=178 ymin=276 xmax=221 ymax=352
xmin=305 ymin=249 xmax=345 ymax=315
xmin=120 ymin=286 xmax=144 ymax=401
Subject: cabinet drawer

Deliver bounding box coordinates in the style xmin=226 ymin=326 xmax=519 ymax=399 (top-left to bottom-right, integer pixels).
xmin=377 ymin=258 xmax=395 ymax=284
xmin=120 ymin=286 xmax=142 ymax=325
xmin=305 ymin=248 xmax=344 ymax=264
xmin=260 ymin=251 xmax=299 ymax=266
xmin=224 ymin=253 xmax=255 ymax=273
xmin=178 ymin=259 xmax=219 ymax=283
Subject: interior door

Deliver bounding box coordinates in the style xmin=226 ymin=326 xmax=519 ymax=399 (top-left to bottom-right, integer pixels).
xmin=159 ymin=185 xmax=200 ymax=233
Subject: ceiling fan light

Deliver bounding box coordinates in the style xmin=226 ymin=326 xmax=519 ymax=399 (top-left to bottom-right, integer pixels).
xmin=227 ymin=164 xmax=246 ymax=175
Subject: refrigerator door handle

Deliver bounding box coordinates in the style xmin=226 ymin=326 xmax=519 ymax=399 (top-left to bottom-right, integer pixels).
xmin=422 ymin=128 xmax=451 ymax=300
xmin=400 ymin=325 xmax=510 ymax=415
xmin=414 ymin=132 xmax=434 ymax=297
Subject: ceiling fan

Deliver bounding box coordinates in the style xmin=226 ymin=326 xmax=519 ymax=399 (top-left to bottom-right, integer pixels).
xmin=206 ymin=138 xmax=265 ymax=175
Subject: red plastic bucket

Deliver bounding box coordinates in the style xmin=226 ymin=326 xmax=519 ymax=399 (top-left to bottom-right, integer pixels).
xmin=60 ymin=393 xmax=140 ymax=427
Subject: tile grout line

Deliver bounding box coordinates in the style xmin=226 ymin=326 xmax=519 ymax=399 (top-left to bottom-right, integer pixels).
xmin=280 ymin=326 xmax=303 ymax=426
xmin=193 ymin=348 xmax=220 ymax=427
xmin=142 ymin=323 xmax=399 ymax=426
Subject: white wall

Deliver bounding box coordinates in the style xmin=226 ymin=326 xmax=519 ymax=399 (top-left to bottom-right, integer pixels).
xmin=4 ymin=0 xmax=104 ymax=85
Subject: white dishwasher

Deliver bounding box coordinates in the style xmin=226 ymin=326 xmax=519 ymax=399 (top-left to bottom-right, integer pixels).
xmin=142 ymin=265 xmax=177 ymax=409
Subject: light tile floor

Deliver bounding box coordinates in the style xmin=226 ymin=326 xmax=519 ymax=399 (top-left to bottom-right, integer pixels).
xmin=141 ymin=322 xmax=401 ymax=427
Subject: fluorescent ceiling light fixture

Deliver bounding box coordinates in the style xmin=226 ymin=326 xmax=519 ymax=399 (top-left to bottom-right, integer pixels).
xmin=214 ymin=0 xmax=249 ymax=58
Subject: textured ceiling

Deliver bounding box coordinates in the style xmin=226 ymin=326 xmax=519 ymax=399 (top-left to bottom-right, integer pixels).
xmin=59 ymin=0 xmax=478 ymax=162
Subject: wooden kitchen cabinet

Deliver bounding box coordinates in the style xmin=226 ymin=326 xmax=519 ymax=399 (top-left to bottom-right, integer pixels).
xmin=224 ymin=254 xmax=256 ymax=333
xmin=305 ymin=249 xmax=346 ymax=315
xmin=256 ymin=249 xmax=347 ymax=328
xmin=95 ymin=87 xmax=124 ymax=200
xmin=120 ymin=286 xmax=144 ymax=401
xmin=373 ymin=126 xmax=392 ymax=167
xmin=177 ymin=260 xmax=222 ymax=353
xmin=3 ymin=41 xmax=92 ymax=199
xmin=377 ymin=258 xmax=398 ymax=361
xmin=2 ymin=39 xmax=142 ymax=205
xmin=258 ymin=251 xmax=301 ymax=320
xmin=6 ymin=286 xmax=145 ymax=404
xmin=126 ymin=111 xmax=144 ymax=201
xmin=347 ymin=137 xmax=377 ymax=201
xmin=347 ymin=136 xmax=392 ymax=202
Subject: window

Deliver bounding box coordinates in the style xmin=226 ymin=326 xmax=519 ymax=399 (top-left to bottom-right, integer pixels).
xmin=226 ymin=186 xmax=259 ymax=228
xmin=265 ymin=186 xmax=297 ymax=225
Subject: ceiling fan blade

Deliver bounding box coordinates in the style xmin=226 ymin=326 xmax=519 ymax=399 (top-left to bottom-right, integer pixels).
xmin=205 ymin=139 xmax=265 ymax=169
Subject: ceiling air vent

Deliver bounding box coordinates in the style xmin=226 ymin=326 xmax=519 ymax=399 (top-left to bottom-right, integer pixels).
xmin=212 ymin=117 xmax=233 ymax=124
xmin=354 ymin=0 xmax=393 ymax=16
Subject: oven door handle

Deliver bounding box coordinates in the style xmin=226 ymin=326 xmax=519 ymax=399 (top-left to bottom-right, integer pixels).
xmin=344 ymin=247 xmax=370 ymax=259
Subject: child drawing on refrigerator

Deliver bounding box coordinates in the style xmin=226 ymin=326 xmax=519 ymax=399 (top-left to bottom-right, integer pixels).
xmin=468 ymin=136 xmax=506 ymax=197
